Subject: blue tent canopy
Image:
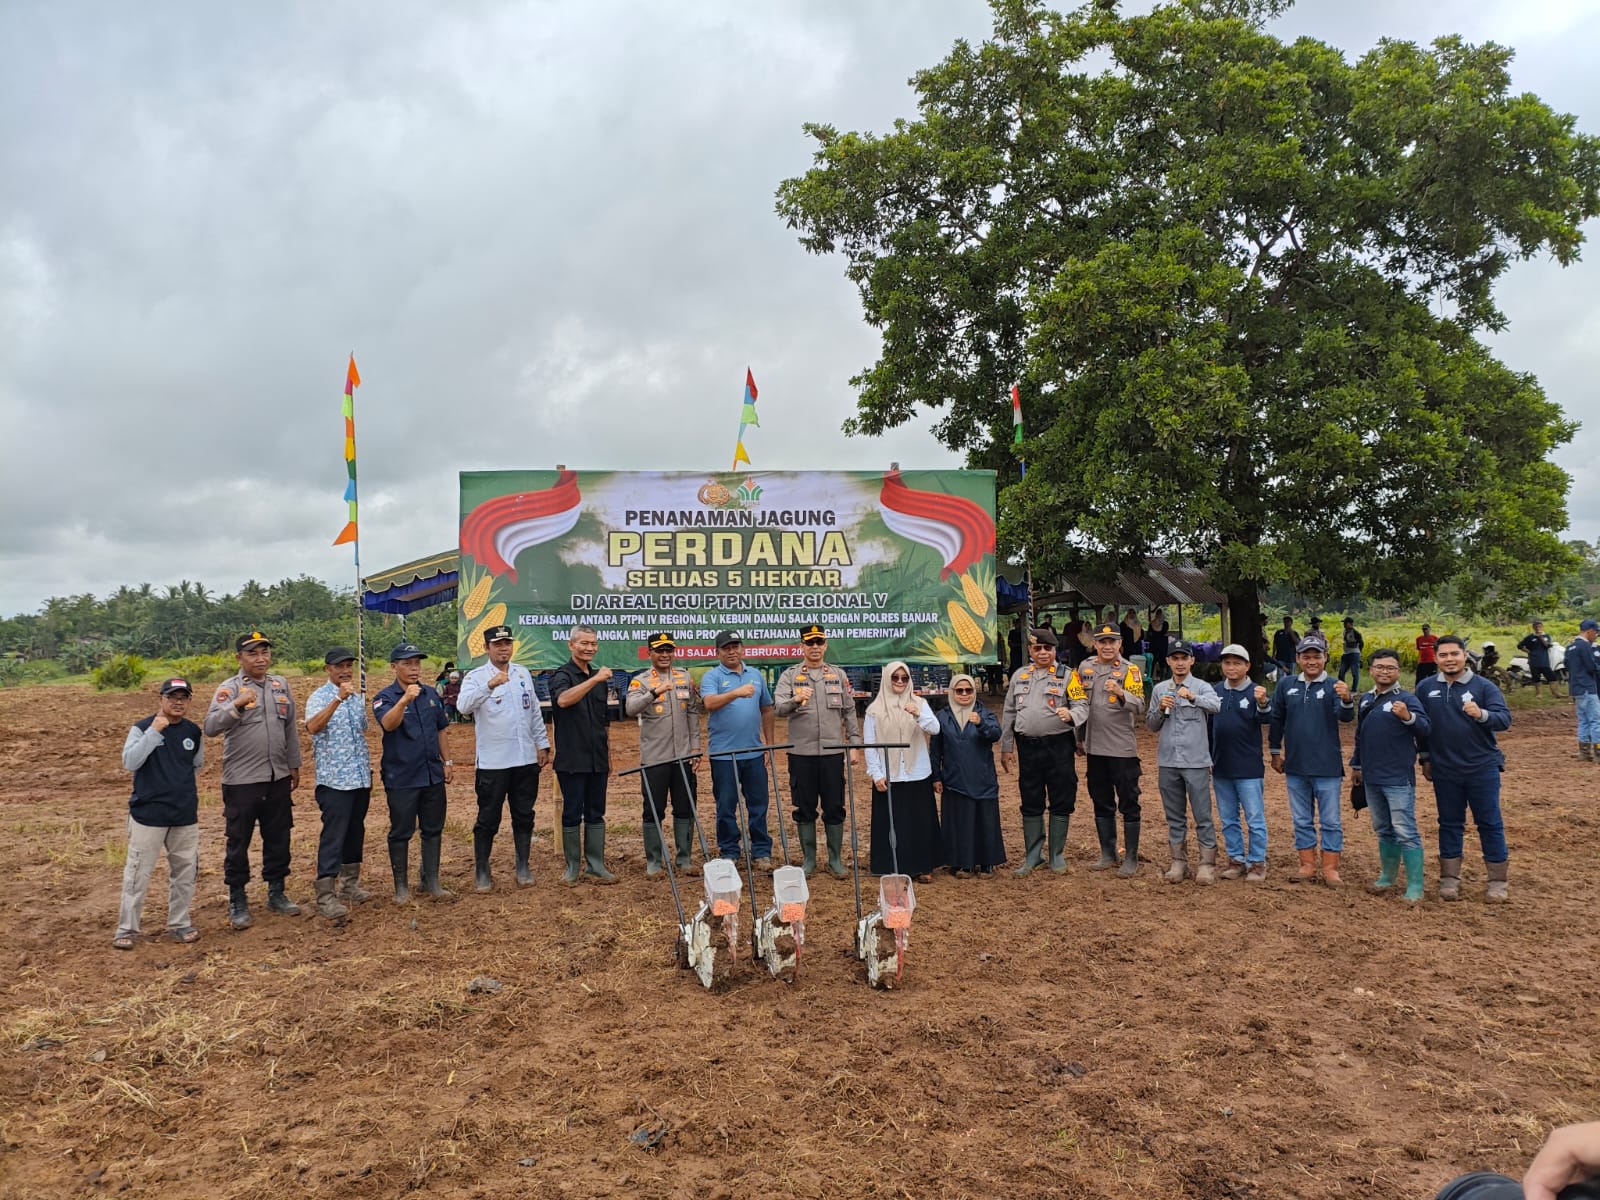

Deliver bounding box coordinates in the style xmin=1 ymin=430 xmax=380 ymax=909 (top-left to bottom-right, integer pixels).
xmin=362 ymin=550 xmax=459 ymax=615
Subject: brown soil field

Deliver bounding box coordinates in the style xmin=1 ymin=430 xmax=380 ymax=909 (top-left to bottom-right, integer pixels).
xmin=2 ymin=680 xmax=1597 ymax=1199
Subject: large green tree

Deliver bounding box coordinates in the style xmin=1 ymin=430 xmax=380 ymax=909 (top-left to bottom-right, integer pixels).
xmin=777 ymin=0 xmax=1599 ymax=657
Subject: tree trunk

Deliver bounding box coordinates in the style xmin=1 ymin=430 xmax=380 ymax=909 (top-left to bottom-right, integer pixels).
xmin=1227 ymin=585 xmax=1268 ymax=682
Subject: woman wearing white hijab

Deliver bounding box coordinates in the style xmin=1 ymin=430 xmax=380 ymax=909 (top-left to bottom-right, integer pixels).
xmin=931 ymin=673 xmax=1004 ymax=876
xmin=863 ymin=661 xmax=944 ymax=881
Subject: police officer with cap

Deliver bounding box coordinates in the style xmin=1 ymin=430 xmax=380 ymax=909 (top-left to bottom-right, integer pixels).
xmin=456 ymin=625 xmax=550 ymax=892
xmin=203 ymin=631 xmax=302 ymax=929
xmin=625 ymin=633 xmax=704 ymax=876
xmin=374 ymin=641 xmax=456 ymax=902
xmin=1069 ymin=620 xmax=1147 ymax=877
xmin=998 ymin=627 xmax=1078 ymax=876
xmin=773 ymin=623 xmax=862 ymax=878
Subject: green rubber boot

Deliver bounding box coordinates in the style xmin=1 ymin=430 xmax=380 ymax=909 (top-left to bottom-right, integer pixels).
xmin=583 ymin=822 xmax=618 ymax=885
xmin=561 ymin=825 xmax=583 ymax=887
xmin=1369 ymin=839 xmax=1400 ymax=894
xmin=673 ymin=817 xmax=697 ymax=875
xmin=1013 ymin=815 xmax=1045 ymax=877
xmin=1047 ymin=814 xmax=1071 ymax=874
xmin=1400 ymin=846 xmax=1425 ymax=903
xmin=823 ymin=822 xmax=847 ymax=878
xmin=797 ymin=821 xmax=818 ymax=877
xmin=642 ymin=823 xmax=664 ymax=878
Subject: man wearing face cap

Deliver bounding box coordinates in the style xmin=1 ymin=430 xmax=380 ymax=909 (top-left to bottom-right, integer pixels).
xmin=625 ymin=633 xmax=704 ymax=876
xmin=303 ymin=646 xmax=372 ymax=919
xmin=373 ymin=641 xmax=457 ymax=902
xmin=1069 ymin=621 xmax=1148 ymax=876
xmin=998 ymin=627 xmax=1078 ymax=876
xmin=773 ymin=623 xmax=861 ymax=878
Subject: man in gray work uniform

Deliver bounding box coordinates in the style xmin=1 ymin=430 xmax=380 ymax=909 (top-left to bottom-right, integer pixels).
xmin=203 ymin=630 xmax=303 ymax=929
xmin=1146 ymin=639 xmax=1221 ymax=884
xmin=773 ymin=623 xmax=862 ymax=878
xmin=624 ymin=633 xmax=704 ymax=877
xmin=1070 ymin=621 xmax=1148 ymax=877
xmin=998 ymin=628 xmax=1078 ymax=877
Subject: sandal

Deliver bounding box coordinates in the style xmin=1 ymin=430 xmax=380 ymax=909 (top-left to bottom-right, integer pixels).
xmin=166 ymin=926 xmax=201 ymax=944
xmin=112 ymin=932 xmax=137 ymax=951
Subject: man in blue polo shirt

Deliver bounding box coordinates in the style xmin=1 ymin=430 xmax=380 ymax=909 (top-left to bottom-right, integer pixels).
xmin=1565 ymin=618 xmax=1600 ymax=762
xmin=1269 ymin=630 xmax=1354 ymax=885
xmin=1416 ymin=634 xmax=1512 ymax=902
xmin=1209 ymin=644 xmax=1272 ymax=882
xmin=374 ymin=642 xmax=457 ymax=903
xmin=1349 ymin=649 xmax=1431 ymax=903
xmin=701 ymin=630 xmax=776 ymax=867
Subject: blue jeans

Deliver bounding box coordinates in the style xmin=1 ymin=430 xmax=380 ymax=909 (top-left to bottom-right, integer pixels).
xmin=1284 ymin=774 xmax=1343 ymax=852
xmin=1577 ymin=692 xmax=1600 ymax=743
xmin=1431 ymin=771 xmax=1508 ymax=862
xmin=710 ymin=755 xmax=771 ymax=858
xmin=1366 ymin=781 xmax=1421 ymax=849
xmin=1213 ymin=776 xmax=1266 ymax=864
xmin=1338 ymin=652 xmax=1361 ymax=689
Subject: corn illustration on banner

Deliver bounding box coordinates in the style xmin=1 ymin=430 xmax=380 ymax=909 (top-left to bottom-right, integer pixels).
xmin=457 ymin=469 xmax=998 ymax=670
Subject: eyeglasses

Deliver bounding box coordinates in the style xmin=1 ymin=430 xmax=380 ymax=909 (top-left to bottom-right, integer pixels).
xmin=890 ymin=672 xmax=910 ymax=682
xmin=951 ymin=685 xmax=974 ymax=694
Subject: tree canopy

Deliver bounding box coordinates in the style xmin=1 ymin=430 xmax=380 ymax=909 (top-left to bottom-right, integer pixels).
xmin=776 ymin=0 xmax=1600 ymax=650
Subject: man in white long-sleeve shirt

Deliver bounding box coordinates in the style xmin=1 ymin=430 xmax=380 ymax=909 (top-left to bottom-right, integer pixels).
xmin=456 ymin=625 xmax=551 ymax=891
xmin=114 ymin=677 xmax=205 ymax=949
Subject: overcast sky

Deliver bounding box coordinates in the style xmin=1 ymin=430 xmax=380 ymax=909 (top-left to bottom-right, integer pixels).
xmin=2 ymin=0 xmax=1596 ymax=617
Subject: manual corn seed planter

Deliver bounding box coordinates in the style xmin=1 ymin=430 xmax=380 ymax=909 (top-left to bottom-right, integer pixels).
xmin=829 ymin=740 xmax=917 ymax=989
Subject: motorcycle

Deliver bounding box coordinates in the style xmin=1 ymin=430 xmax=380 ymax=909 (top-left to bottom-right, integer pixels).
xmin=1466 ymin=641 xmax=1520 ymax=693
xmin=1507 ymin=650 xmax=1567 ymax=691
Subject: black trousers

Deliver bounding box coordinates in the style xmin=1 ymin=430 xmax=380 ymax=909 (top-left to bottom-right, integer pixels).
xmin=474 ymin=763 xmax=540 ymax=838
xmin=1086 ymin=754 xmax=1142 ymax=822
xmin=557 ymin=770 xmax=608 ymax=828
xmin=221 ymin=776 xmax=294 ymax=887
xmin=788 ymin=753 xmax=846 ymax=825
xmin=641 ymin=761 xmax=697 ymax=822
xmin=1015 ymin=734 xmax=1078 ymax=818
xmin=386 ymin=783 xmax=447 ymax=847
xmin=314 ymin=784 xmax=370 ymax=878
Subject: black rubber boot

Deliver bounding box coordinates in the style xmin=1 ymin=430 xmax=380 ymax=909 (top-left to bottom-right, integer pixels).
xmin=1117 ymin=820 xmax=1141 ymax=878
xmin=266 ymin=881 xmax=300 ymax=916
xmin=643 ymin=823 xmax=665 ymax=878
xmin=583 ymin=823 xmax=618 ymax=885
xmin=419 ymin=836 xmax=455 ymax=901
xmin=389 ymin=843 xmax=411 ymax=904
xmin=1013 ymin=815 xmax=1045 ymax=877
xmin=513 ymin=829 xmax=534 ymax=887
xmin=561 ymin=825 xmax=582 ymax=886
xmin=824 ymin=822 xmax=847 ymax=878
xmin=473 ymin=831 xmax=494 ymax=893
xmin=1089 ymin=815 xmax=1120 ymax=871
xmin=797 ymin=821 xmax=818 ymax=877
xmin=1048 ymin=814 xmax=1071 ymax=874
xmin=228 ymin=885 xmax=253 ymax=930
xmin=673 ymin=817 xmax=697 ymax=875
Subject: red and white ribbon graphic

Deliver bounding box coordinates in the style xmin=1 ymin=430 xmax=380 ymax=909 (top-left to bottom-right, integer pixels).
xmin=460 ymin=470 xmax=582 ymax=582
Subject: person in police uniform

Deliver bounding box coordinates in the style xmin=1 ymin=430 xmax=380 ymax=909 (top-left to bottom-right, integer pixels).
xmin=773 ymin=624 xmax=862 ymax=878
xmin=1070 ymin=621 xmax=1147 ymax=877
xmin=624 ymin=633 xmax=704 ymax=876
xmin=456 ymin=624 xmax=551 ymax=892
xmin=373 ymin=641 xmax=457 ymax=903
xmin=998 ymin=628 xmax=1077 ymax=876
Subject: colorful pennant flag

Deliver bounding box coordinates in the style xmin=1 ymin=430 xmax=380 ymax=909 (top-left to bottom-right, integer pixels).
xmin=732 ymin=368 xmax=758 ymax=471
xmin=1011 ymin=382 xmax=1026 ymax=478
xmin=333 ymin=355 xmax=360 ymax=546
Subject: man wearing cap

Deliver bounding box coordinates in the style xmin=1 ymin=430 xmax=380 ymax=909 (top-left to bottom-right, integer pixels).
xmin=1211 ymin=645 xmax=1273 ymax=881
xmin=998 ymin=629 xmax=1076 ymax=876
xmin=1146 ymin=640 xmax=1222 ymax=884
xmin=1069 ymin=621 xmax=1147 ymax=876
xmin=113 ymin=678 xmax=205 ymax=949
xmin=551 ymin=623 xmax=617 ymax=885
xmin=457 ymin=625 xmax=551 ymax=891
xmin=702 ymin=631 xmax=776 ymax=868
xmin=1516 ymin=620 xmax=1561 ymax=699
xmin=1337 ymin=618 xmax=1366 ymax=690
xmin=773 ymin=624 xmax=861 ymax=878
xmin=1350 ymin=648 xmax=1432 ymax=903
xmin=1268 ymin=630 xmax=1354 ymax=885
xmin=625 ymin=633 xmax=704 ymax=877
xmin=204 ymin=632 xmax=302 ymax=929
xmin=1415 ymin=624 xmax=1438 ymax=685
xmin=1567 ymin=619 xmax=1600 ymax=761
xmin=303 ymin=648 xmax=371 ymax=919
xmin=374 ymin=641 xmax=456 ymax=902
xmin=1415 ymin=635 xmax=1512 ymax=900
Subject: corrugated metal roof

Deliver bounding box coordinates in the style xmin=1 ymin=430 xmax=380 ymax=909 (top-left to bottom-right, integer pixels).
xmin=1033 ymin=557 xmax=1227 ymax=610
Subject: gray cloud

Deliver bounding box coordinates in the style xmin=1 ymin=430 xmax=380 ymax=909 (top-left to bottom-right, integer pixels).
xmin=2 ymin=0 xmax=1596 ymax=614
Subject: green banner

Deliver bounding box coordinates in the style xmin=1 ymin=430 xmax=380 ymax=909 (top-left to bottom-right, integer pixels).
xmin=456 ymin=469 xmax=998 ymax=671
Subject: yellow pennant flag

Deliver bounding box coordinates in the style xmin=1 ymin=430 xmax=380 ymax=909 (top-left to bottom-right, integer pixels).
xmin=732 ymin=441 xmax=751 ymax=468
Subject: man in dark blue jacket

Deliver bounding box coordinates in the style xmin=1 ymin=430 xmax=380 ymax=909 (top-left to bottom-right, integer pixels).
xmin=1269 ymin=631 xmax=1354 ymax=885
xmin=375 ymin=642 xmax=458 ymax=903
xmin=1565 ymin=618 xmax=1600 ymax=761
xmin=1211 ymin=644 xmax=1272 ymax=882
xmin=1349 ymin=650 xmax=1431 ymax=902
xmin=1414 ymin=634 xmax=1511 ymax=902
